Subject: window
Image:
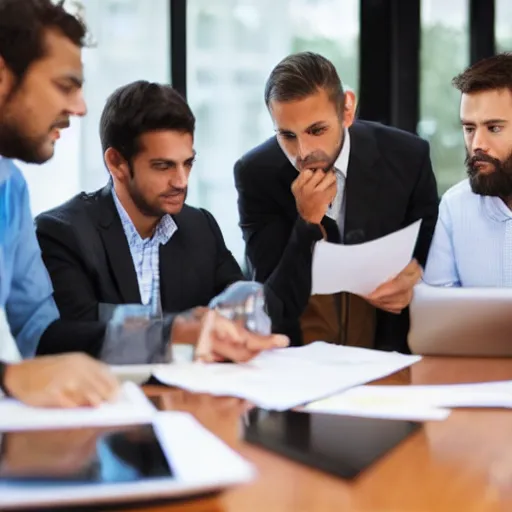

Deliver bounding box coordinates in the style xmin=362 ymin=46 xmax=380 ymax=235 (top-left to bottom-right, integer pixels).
xmin=496 ymin=0 xmax=512 ymax=52
xmin=187 ymin=0 xmax=359 ymax=263
xmin=19 ymin=0 xmax=170 ymax=216
xmin=419 ymin=0 xmax=469 ymax=195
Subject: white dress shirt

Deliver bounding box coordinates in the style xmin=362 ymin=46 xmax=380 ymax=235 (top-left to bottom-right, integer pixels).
xmin=326 ymin=128 xmax=350 ymax=240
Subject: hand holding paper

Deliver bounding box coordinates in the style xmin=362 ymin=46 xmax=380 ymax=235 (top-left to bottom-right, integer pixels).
xmin=0 ymin=382 xmax=155 ymax=431
xmin=311 ymin=219 xmax=422 ymax=296
xmin=365 ymin=258 xmax=423 ymax=314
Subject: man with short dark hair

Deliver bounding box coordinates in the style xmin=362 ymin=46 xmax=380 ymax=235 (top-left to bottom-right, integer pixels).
xmin=35 ymin=80 xmax=287 ymax=358
xmin=424 ymin=53 xmax=512 ymax=287
xmin=235 ymin=52 xmax=439 ymax=352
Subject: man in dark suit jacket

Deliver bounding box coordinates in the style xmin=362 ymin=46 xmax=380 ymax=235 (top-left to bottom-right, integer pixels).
xmin=235 ymin=52 xmax=439 ymax=352
xmin=36 ymin=185 xmax=243 ymax=324
xmin=35 ymin=81 xmax=288 ymax=360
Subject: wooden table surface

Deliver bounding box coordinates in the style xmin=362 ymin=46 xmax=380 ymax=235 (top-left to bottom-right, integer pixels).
xmin=125 ymin=357 xmax=512 ymax=512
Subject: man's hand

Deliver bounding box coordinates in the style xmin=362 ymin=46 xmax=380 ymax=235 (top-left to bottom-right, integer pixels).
xmin=292 ymin=169 xmax=337 ymax=225
xmin=170 ymin=307 xmax=209 ymax=344
xmin=364 ymin=259 xmax=422 ymax=314
xmin=3 ymin=354 xmax=120 ymax=408
xmin=194 ymin=310 xmax=289 ymax=363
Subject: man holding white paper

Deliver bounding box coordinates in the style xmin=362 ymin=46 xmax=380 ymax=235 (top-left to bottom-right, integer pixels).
xmin=235 ymin=52 xmax=439 ymax=352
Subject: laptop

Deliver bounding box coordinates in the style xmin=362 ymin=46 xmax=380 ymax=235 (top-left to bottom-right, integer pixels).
xmin=408 ymin=283 xmax=512 ymax=356
xmin=0 ymin=412 xmax=254 ymax=510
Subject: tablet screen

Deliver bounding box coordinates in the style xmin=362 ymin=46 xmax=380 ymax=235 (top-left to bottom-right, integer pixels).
xmin=0 ymin=423 xmax=173 ymax=486
xmin=244 ymin=409 xmax=420 ymax=479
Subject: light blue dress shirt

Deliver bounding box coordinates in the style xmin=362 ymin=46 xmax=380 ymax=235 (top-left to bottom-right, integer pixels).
xmin=0 ymin=158 xmax=59 ymax=357
xmin=111 ymin=189 xmax=177 ymax=310
xmin=423 ymin=179 xmax=512 ymax=287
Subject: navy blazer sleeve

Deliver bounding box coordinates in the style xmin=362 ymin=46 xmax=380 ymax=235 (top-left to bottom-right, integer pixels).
xmin=406 ymin=142 xmax=439 ymax=267
xmin=36 ymin=214 xmax=102 ymax=322
xmin=234 ymin=158 xmax=324 ymax=334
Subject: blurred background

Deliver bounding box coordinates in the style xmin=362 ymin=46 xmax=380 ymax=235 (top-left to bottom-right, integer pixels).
xmin=18 ymin=0 xmax=512 ymax=264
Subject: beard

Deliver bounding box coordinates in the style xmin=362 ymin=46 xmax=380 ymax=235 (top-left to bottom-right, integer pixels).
xmin=0 ymin=89 xmax=68 ymax=164
xmin=0 ymin=113 xmax=50 ymax=164
xmin=126 ymin=163 xmax=187 ymax=218
xmin=465 ymin=149 xmax=512 ymax=198
xmin=295 ymin=129 xmax=344 ymax=173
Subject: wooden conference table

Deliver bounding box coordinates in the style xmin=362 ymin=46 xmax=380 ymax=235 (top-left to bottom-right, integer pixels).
xmin=123 ymin=357 xmax=512 ymax=512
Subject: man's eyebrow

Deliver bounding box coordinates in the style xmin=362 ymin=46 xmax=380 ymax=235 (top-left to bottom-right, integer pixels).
xmin=276 ymin=122 xmax=328 ymax=134
xmin=64 ymin=74 xmax=84 ymax=88
xmin=305 ymin=121 xmax=328 ymax=130
xmin=461 ymin=118 xmax=508 ymax=125
xmin=149 ymin=151 xmax=196 ymax=165
xmin=483 ymin=119 xmax=508 ymax=125
xmin=150 ymin=158 xmax=176 ymax=165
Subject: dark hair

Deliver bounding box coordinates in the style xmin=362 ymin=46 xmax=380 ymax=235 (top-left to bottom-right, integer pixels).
xmin=99 ymin=81 xmax=196 ymax=162
xmin=264 ymin=51 xmax=345 ymax=111
xmin=0 ymin=0 xmax=88 ymax=80
xmin=452 ymin=52 xmax=512 ymax=94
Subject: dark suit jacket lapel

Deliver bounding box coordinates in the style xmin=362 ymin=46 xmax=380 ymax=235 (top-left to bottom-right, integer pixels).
xmin=158 ymin=223 xmax=183 ymax=312
xmin=344 ymin=122 xmax=382 ymax=243
xmin=279 ymin=156 xmax=301 ymax=224
xmin=97 ymin=184 xmax=141 ymax=303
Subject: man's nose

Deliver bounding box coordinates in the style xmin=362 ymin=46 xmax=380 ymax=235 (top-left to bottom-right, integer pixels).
xmin=297 ymin=137 xmax=313 ymax=162
xmin=69 ymin=90 xmax=87 ymax=117
xmin=471 ymin=127 xmax=490 ymax=155
xmin=173 ymin=166 xmax=189 ymax=188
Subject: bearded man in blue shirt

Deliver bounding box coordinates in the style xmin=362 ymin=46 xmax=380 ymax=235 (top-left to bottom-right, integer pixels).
xmin=424 ymin=54 xmax=512 ymax=287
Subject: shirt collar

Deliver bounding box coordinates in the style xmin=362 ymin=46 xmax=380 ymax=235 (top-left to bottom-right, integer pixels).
xmin=334 ymin=128 xmax=350 ymax=177
xmin=111 ymin=188 xmax=177 ymax=246
xmin=482 ymin=195 xmax=512 ymax=222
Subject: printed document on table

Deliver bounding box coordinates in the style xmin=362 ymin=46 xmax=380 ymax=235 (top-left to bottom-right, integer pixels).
xmin=152 ymin=342 xmax=421 ymax=411
xmin=305 ymin=391 xmax=450 ymax=422
xmin=0 ymin=382 xmax=155 ymax=431
xmin=305 ymin=380 xmax=512 ymax=419
xmin=311 ymin=219 xmax=422 ymax=295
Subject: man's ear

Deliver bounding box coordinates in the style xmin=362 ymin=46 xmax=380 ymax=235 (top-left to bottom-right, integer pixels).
xmin=104 ymin=147 xmax=130 ymax=182
xmin=342 ymin=90 xmax=357 ymax=128
xmin=0 ymin=55 xmax=15 ymax=103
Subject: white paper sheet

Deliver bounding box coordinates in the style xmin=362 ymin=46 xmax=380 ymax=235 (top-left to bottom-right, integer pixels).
xmin=311 ymin=219 xmax=422 ymax=295
xmin=306 ymin=380 xmax=512 ymax=420
xmin=152 ymin=342 xmax=421 ymax=411
xmin=305 ymin=392 xmax=450 ymax=421
xmin=0 ymin=382 xmax=156 ymax=431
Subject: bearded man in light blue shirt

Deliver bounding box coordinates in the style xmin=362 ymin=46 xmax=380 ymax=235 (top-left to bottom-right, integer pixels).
xmin=424 ymin=53 xmax=512 ymax=288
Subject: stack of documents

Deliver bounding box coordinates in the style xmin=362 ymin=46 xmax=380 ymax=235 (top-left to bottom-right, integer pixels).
xmin=152 ymin=342 xmax=421 ymax=410
xmin=306 ymin=380 xmax=512 ymax=421
xmin=312 ymin=220 xmax=421 ymax=295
